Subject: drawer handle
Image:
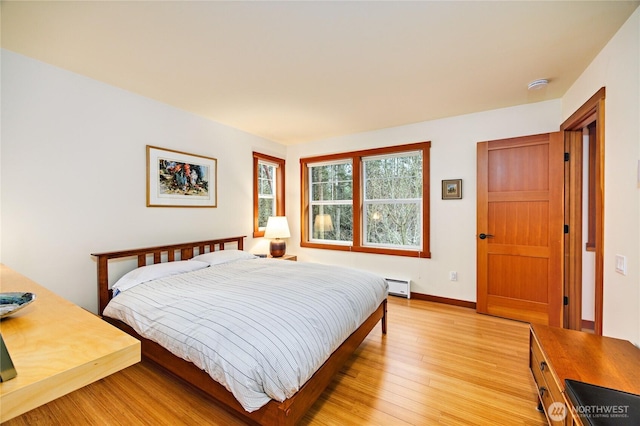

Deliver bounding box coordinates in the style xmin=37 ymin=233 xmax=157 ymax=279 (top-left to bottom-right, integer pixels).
xmin=540 ymin=361 xmax=547 ymax=371
xmin=539 ymin=386 xmax=547 ymax=398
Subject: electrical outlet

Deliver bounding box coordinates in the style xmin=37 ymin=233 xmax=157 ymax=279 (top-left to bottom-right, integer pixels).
xmin=449 ymin=271 xmax=458 ymax=281
xmin=615 ymin=255 xmax=627 ymax=275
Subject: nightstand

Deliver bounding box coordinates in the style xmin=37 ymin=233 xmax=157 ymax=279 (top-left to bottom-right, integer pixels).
xmin=268 ymin=254 xmax=297 ymax=261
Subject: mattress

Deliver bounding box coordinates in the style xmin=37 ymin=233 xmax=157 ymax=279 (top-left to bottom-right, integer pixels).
xmin=103 ymin=258 xmax=387 ymax=412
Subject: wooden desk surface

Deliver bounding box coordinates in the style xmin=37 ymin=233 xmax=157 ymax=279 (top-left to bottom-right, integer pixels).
xmin=0 ymin=264 xmax=140 ymax=422
xmin=531 ymin=323 xmax=640 ymax=395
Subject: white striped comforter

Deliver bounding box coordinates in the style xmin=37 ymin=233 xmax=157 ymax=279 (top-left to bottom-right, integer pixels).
xmin=103 ymin=258 xmax=387 ymax=412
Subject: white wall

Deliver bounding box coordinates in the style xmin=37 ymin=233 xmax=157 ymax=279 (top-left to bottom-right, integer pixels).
xmin=562 ymin=8 xmax=640 ymax=344
xmin=0 ymin=50 xmax=285 ymax=312
xmin=582 ymin=134 xmax=595 ymax=322
xmin=286 ymin=100 xmax=561 ymax=303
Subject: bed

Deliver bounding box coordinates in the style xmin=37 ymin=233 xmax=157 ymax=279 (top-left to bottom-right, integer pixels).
xmin=92 ymin=236 xmax=387 ymax=425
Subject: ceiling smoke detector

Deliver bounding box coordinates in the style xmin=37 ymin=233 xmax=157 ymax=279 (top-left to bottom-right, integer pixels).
xmin=528 ymin=79 xmax=549 ymax=90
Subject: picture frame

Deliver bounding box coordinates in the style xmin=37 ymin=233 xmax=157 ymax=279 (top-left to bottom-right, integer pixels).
xmin=442 ymin=179 xmax=462 ymax=200
xmin=147 ymin=145 xmax=217 ymax=207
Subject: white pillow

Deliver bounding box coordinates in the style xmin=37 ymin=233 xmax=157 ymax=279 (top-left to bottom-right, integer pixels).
xmin=190 ymin=249 xmax=257 ymax=266
xmin=112 ymin=260 xmax=209 ymax=294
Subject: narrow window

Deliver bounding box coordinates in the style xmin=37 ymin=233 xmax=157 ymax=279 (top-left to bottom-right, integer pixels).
xmin=253 ymin=152 xmax=285 ymax=237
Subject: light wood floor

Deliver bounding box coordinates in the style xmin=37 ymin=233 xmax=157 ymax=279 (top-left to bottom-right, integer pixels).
xmin=3 ymin=298 xmax=546 ymax=425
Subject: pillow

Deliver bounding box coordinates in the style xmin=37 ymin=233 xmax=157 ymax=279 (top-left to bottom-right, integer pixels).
xmin=190 ymin=249 xmax=257 ymax=266
xmin=112 ymin=260 xmax=209 ymax=294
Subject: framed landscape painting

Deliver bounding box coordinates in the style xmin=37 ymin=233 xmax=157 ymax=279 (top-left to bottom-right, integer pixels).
xmin=442 ymin=179 xmax=462 ymax=200
xmin=147 ymin=145 xmax=217 ymax=207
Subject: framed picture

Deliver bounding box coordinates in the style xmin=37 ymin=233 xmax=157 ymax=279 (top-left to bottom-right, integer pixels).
xmin=442 ymin=179 xmax=462 ymax=200
xmin=147 ymin=145 xmax=217 ymax=207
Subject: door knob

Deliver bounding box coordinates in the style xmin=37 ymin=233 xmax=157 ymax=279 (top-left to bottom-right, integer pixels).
xmin=479 ymin=233 xmax=494 ymax=240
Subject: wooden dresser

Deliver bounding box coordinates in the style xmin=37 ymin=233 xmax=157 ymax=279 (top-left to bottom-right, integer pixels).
xmin=0 ymin=264 xmax=141 ymax=422
xmin=529 ymin=323 xmax=640 ymax=425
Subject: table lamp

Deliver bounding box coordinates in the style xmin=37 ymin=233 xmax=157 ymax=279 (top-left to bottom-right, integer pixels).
xmin=264 ymin=216 xmax=291 ymax=257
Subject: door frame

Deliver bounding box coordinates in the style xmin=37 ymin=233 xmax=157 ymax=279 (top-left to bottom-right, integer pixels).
xmin=561 ymin=87 xmax=605 ymax=335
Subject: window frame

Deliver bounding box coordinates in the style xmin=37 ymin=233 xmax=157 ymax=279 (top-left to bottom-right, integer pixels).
xmin=253 ymin=152 xmax=285 ymax=238
xmin=300 ymin=142 xmax=431 ymax=258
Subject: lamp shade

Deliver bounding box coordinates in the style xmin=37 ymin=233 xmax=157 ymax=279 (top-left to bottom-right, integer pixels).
xmin=313 ymin=214 xmax=334 ymax=232
xmin=264 ymin=216 xmax=291 ymax=239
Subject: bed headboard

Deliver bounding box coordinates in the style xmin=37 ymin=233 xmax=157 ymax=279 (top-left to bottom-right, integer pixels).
xmin=91 ymin=236 xmax=246 ymax=315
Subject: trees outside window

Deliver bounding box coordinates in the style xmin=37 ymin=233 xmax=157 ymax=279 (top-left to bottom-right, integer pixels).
xmin=363 ymin=152 xmax=422 ymax=249
xmin=257 ymin=162 xmax=276 ymax=228
xmin=309 ymin=161 xmax=353 ymax=243
xmin=301 ymin=142 xmax=430 ymax=258
xmin=253 ymin=152 xmax=285 ymax=237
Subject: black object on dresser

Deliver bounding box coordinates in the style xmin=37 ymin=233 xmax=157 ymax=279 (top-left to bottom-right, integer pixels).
xmin=564 ymin=379 xmax=640 ymax=426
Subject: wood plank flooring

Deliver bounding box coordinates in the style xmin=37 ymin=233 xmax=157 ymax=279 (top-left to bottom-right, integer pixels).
xmin=3 ymin=298 xmax=546 ymax=425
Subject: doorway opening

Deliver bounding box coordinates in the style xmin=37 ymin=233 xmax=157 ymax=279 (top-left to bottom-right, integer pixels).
xmin=562 ymin=87 xmax=605 ymax=335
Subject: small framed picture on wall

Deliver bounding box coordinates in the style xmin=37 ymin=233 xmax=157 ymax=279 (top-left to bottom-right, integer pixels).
xmin=442 ymin=179 xmax=462 ymax=200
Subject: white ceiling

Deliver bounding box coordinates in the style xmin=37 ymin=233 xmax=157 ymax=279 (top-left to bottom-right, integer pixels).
xmin=2 ymin=1 xmax=638 ymax=144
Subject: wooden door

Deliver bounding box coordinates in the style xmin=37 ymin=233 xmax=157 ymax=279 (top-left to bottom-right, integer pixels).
xmin=477 ymin=132 xmax=564 ymax=326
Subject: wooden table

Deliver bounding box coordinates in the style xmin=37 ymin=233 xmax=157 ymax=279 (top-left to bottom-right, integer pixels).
xmin=0 ymin=264 xmax=140 ymax=422
xmin=267 ymin=254 xmax=297 ymax=261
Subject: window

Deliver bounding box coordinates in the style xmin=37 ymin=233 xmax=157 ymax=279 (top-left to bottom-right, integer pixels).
xmin=363 ymin=152 xmax=423 ymax=249
xmin=301 ymin=142 xmax=430 ymax=258
xmin=309 ymin=160 xmax=353 ymax=244
xmin=253 ymin=152 xmax=285 ymax=237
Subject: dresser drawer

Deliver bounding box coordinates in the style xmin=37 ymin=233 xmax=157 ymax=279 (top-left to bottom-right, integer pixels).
xmin=530 ymin=330 xmax=569 ymax=425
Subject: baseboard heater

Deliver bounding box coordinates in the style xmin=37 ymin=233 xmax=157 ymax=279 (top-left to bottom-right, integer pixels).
xmin=385 ymin=278 xmax=411 ymax=299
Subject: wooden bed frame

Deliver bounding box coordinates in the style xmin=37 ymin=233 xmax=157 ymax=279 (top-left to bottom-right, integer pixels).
xmin=92 ymin=236 xmax=387 ymax=426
